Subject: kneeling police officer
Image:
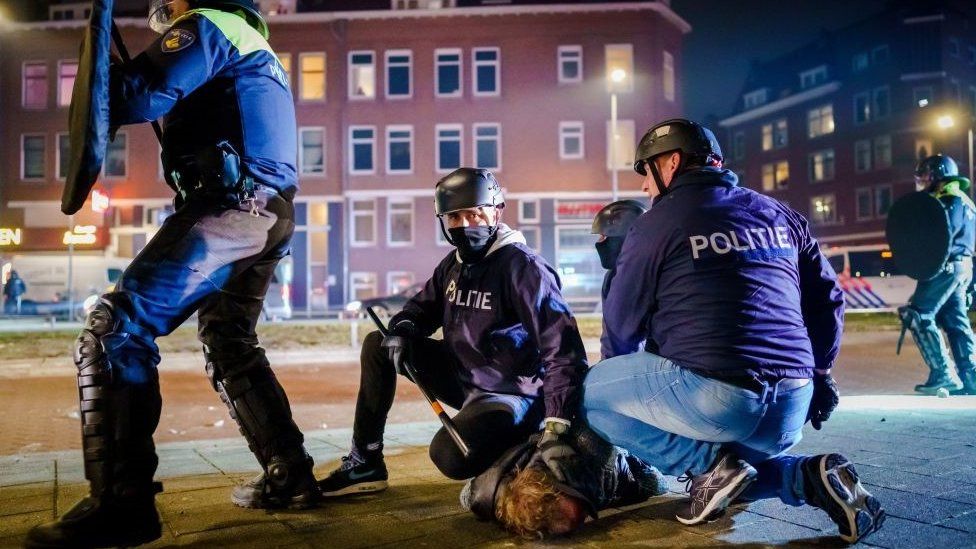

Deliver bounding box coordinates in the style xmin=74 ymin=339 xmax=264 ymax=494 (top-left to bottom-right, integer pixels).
xmin=28 ymin=1 xmax=317 ymax=547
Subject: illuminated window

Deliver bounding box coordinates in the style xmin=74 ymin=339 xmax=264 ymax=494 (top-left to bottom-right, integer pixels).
xmin=58 ymin=60 xmax=78 ymax=107
xmin=299 ymin=127 xmax=325 ymax=175
xmin=809 ymin=149 xmax=835 ymax=182
xmin=762 ymin=119 xmax=787 ymax=150
xmin=348 ymin=51 xmax=376 ymax=99
xmin=23 ymin=62 xmax=48 ymax=109
xmin=810 ymin=194 xmax=837 ymax=225
xmin=761 ymin=161 xmax=789 ymax=191
xmin=299 ymin=53 xmax=326 ymax=102
xmin=807 ymin=104 xmax=834 ymax=138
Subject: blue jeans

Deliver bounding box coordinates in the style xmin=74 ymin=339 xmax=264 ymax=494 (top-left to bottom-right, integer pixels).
xmin=908 ymin=259 xmax=976 ymax=374
xmin=583 ymin=352 xmax=814 ymax=506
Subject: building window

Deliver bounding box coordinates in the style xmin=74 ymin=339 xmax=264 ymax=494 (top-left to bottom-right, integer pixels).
xmin=519 ymin=199 xmax=540 ymax=223
xmin=278 ymin=53 xmax=292 ymax=89
xmin=762 ymin=119 xmax=787 ymax=151
xmin=854 ymin=92 xmax=870 ymax=125
xmin=22 ymin=134 xmax=45 ymax=180
xmin=558 ymin=45 xmax=582 ymax=84
xmin=299 ymin=127 xmax=325 ymax=175
xmin=104 ymin=133 xmax=127 ymax=178
xmin=386 ymin=125 xmax=414 ymax=174
xmin=761 ymin=161 xmax=789 ymax=191
xmin=807 ymin=104 xmax=834 ymax=138
xmin=473 ymin=123 xmax=500 ymax=170
xmin=663 ymin=51 xmax=675 ymax=102
xmin=914 ymin=86 xmax=933 ymax=108
xmin=732 ymin=131 xmax=745 ymax=161
xmin=436 ymin=124 xmax=463 ymax=172
xmin=851 ymin=52 xmax=868 ymax=72
xmin=872 ymin=44 xmax=890 ymax=64
xmin=873 ymin=86 xmax=890 ymax=119
xmin=350 ymin=200 xmax=376 ymax=246
xmin=604 ymin=44 xmax=634 ymax=93
xmin=559 ymin=121 xmax=584 ymax=159
xmin=349 ymin=126 xmax=376 ymax=174
xmin=873 ymin=135 xmax=892 ymax=169
xmin=57 ymin=60 xmax=77 ymax=107
xmin=856 ymin=188 xmax=872 ymax=220
xmin=387 ymin=271 xmax=415 ymax=294
xmin=810 ymin=194 xmax=837 ymax=225
xmin=348 ymin=51 xmax=376 ymax=99
xmin=809 ymin=150 xmax=835 ymax=182
xmin=606 ymin=119 xmax=635 ymax=171
xmin=875 ymin=186 xmax=892 ymax=217
xmin=435 ymin=48 xmax=462 ymax=97
xmin=350 ymin=272 xmax=377 ymax=299
xmin=854 ymin=139 xmax=872 ymax=173
xmin=520 ymin=226 xmax=540 ymax=251
xmin=916 ymin=138 xmax=933 ymax=161
xmin=743 ymin=88 xmax=767 ymax=109
xmin=387 ymin=199 xmax=414 ymax=246
xmin=22 ymin=62 xmax=48 ymax=109
xmin=799 ymin=65 xmax=827 ymax=89
xmin=57 ymin=133 xmax=70 ymax=180
xmin=385 ymin=50 xmax=412 ymax=98
xmin=299 ymin=53 xmax=326 ymax=101
xmin=472 ymin=47 xmax=500 ymax=96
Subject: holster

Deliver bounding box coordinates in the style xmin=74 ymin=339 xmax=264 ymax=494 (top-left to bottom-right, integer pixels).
xmin=163 ymin=141 xmax=255 ymax=206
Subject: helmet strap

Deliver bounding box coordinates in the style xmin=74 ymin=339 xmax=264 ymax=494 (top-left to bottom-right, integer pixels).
xmin=649 ymin=154 xmax=680 ymax=198
xmin=437 ymin=217 xmax=455 ymax=246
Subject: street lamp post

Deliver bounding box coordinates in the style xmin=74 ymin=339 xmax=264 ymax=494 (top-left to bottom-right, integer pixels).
xmin=936 ymin=114 xmax=974 ymax=182
xmin=609 ymin=68 xmax=627 ymax=202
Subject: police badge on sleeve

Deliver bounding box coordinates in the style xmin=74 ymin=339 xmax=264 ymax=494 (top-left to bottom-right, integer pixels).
xmin=162 ymin=28 xmax=196 ymax=53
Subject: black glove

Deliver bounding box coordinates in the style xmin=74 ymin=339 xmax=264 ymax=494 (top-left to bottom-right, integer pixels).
xmin=807 ymin=372 xmax=839 ymax=430
xmin=531 ymin=425 xmax=577 ymax=482
xmin=389 ymin=315 xmax=420 ymax=338
xmin=381 ymin=335 xmax=415 ymax=381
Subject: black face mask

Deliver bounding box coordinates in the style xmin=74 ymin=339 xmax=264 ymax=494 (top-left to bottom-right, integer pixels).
xmin=595 ymin=237 xmax=625 ymax=270
xmin=449 ymin=226 xmax=498 ymax=263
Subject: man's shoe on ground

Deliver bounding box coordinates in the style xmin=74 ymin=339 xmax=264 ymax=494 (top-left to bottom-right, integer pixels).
xmin=803 ymin=454 xmax=885 ymax=544
xmin=318 ymin=453 xmax=389 ymax=497
xmin=950 ymin=369 xmax=976 ymax=395
xmin=231 ymin=462 xmax=321 ymax=510
xmin=914 ymin=370 xmax=963 ymax=394
xmin=25 ymin=490 xmax=161 ymax=548
xmin=675 ymin=452 xmax=757 ymax=525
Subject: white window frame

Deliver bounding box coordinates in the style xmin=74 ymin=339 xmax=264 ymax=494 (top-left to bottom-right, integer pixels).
xmin=21 ymin=133 xmax=46 ymax=181
xmin=435 ymin=48 xmax=463 ymax=98
xmin=56 ymin=132 xmax=70 ymax=180
xmin=348 ymin=125 xmax=377 ymax=175
xmin=298 ymin=52 xmax=326 ymax=103
xmin=473 ymin=122 xmax=501 ymax=170
xmin=350 ymin=199 xmax=377 ymax=247
xmin=57 ymin=59 xmax=78 ymax=108
xmin=386 ymin=271 xmax=415 ymax=294
xmin=519 ymin=199 xmax=541 ymax=224
xmin=348 ymin=50 xmax=376 ymax=100
xmin=808 ymin=149 xmax=836 ymax=182
xmin=385 ymin=125 xmax=414 ymax=175
xmin=854 ymin=92 xmax=870 ymax=125
xmin=557 ymin=45 xmax=582 ymax=84
xmin=350 ymin=271 xmax=378 ymax=299
xmin=22 ymin=61 xmax=48 ymax=109
xmin=298 ymin=126 xmax=326 ymax=176
xmin=855 ymin=188 xmax=873 ymax=221
xmin=103 ymin=131 xmax=129 ymax=180
xmin=435 ymin=123 xmax=464 ymax=173
xmin=854 ymin=139 xmax=872 ymax=173
xmin=559 ymin=121 xmax=585 ymax=159
xmin=810 ymin=193 xmax=837 ymax=225
xmin=807 ymin=104 xmax=834 ymax=138
xmin=386 ymin=198 xmax=414 ymax=247
xmin=663 ymin=50 xmax=675 ymax=102
xmin=384 ymin=49 xmax=413 ymax=99
xmin=799 ymin=65 xmax=827 ymax=89
xmin=472 ymin=47 xmax=500 ymax=97
xmin=873 ymin=134 xmax=892 ymax=169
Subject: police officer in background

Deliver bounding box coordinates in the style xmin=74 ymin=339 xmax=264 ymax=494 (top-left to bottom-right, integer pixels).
xmin=28 ymin=2 xmax=317 ymax=547
xmin=899 ymin=154 xmax=976 ymax=395
xmin=582 ymin=119 xmax=885 ymax=544
xmin=592 ymin=200 xmax=647 ymax=301
xmin=317 ymin=168 xmax=588 ymax=496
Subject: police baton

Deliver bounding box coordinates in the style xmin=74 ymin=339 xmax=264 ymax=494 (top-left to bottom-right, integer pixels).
xmin=365 ymin=306 xmax=471 ymax=458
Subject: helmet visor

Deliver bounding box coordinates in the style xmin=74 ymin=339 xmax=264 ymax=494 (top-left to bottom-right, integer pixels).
xmin=148 ymin=0 xmax=181 ymax=33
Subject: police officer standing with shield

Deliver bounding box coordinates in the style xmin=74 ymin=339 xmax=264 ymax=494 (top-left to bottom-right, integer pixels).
xmin=890 ymin=154 xmax=976 ymax=395
xmin=28 ymin=1 xmax=318 ymax=546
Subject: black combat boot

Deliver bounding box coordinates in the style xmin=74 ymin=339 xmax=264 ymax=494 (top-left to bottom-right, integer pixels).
xmin=231 ymin=455 xmax=321 ymax=509
xmin=25 ymin=483 xmax=162 ymax=548
xmin=950 ymin=368 xmax=976 ymax=395
xmin=914 ymin=368 xmax=963 ymax=394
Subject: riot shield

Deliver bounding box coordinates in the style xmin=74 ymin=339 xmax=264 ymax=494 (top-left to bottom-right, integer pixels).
xmin=884 ymin=191 xmax=951 ymax=280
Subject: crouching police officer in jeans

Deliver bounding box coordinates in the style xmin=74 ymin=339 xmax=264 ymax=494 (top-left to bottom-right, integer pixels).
xmin=318 ymin=168 xmax=588 ymax=495
xmin=28 ymin=2 xmax=318 ymax=547
xmin=582 ymin=119 xmax=885 ymax=544
xmin=899 ymin=154 xmax=976 ymax=395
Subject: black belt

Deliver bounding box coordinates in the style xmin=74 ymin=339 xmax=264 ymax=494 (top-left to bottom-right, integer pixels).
xmin=713 ymin=375 xmax=810 ymax=404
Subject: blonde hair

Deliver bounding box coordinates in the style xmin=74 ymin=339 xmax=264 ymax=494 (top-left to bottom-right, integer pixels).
xmin=495 ymin=467 xmax=578 ymax=539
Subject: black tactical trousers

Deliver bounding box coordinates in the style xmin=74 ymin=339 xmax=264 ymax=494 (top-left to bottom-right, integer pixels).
xmin=353 ymin=330 xmax=544 ymax=480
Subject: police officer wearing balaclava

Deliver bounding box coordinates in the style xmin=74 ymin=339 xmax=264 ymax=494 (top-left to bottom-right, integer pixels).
xmin=592 ymin=200 xmax=647 ymax=300
xmin=317 ymin=168 xmax=588 ymax=497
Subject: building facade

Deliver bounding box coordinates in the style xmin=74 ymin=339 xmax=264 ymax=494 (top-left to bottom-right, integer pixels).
xmin=719 ymin=0 xmax=976 ymax=249
xmin=0 ymin=1 xmax=688 ymax=313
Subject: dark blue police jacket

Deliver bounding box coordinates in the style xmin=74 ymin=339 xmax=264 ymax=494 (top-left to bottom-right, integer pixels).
xmin=601 ymin=168 xmax=844 ymax=380
xmin=109 ymin=9 xmax=297 ymax=193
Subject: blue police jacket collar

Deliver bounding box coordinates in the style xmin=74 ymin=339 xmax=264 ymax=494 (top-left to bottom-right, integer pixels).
xmin=654 ymin=167 xmax=738 ymax=206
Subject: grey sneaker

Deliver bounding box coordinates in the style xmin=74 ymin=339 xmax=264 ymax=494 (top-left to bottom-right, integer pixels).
xmin=802 ymin=454 xmax=885 ymax=544
xmin=675 ymin=452 xmax=757 ymax=525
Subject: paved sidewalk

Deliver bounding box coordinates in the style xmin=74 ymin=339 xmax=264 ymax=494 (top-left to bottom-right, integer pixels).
xmin=2 ymin=396 xmax=976 ymax=548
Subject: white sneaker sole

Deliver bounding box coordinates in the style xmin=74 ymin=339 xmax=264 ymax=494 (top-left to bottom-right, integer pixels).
xmin=321 ymin=480 xmax=389 ymax=498
xmin=676 ymin=467 xmax=757 ymax=526
xmin=818 ymin=454 xmax=885 ymax=544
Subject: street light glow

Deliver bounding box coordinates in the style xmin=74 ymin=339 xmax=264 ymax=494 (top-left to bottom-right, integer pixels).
xmin=937 ymin=114 xmax=955 ymax=129
xmin=610 ymin=68 xmax=627 ymax=83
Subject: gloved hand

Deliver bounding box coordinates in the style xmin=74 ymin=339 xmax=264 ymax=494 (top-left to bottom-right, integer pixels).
xmin=807 ymin=371 xmax=840 ymax=430
xmin=532 ymin=424 xmax=577 ymax=482
xmin=389 ymin=316 xmax=419 ymax=338
xmin=381 ymin=335 xmax=415 ymax=381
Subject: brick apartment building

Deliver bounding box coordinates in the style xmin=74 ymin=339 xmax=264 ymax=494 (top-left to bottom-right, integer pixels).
xmin=719 ymin=0 xmax=976 ymax=251
xmin=0 ymin=0 xmax=688 ymax=313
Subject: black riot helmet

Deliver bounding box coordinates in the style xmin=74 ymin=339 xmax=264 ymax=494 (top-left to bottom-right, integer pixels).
xmin=434 ymin=168 xmax=505 ymax=216
xmin=634 ymin=119 xmax=723 ymax=197
xmin=591 ymin=199 xmax=647 ymax=237
xmin=914 ymin=154 xmax=970 ymax=192
xmin=149 ymin=0 xmax=269 ymax=38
